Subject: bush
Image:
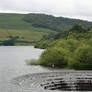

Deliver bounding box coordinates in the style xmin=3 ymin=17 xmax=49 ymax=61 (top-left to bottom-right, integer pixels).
xmin=87 ymin=38 xmax=92 ymax=46
xmin=3 ymin=39 xmax=15 ymax=46
xmin=2 ymin=37 xmax=18 ymax=46
xmin=39 ymin=47 xmax=69 ymax=68
xmin=54 ymin=39 xmax=79 ymax=52
xmin=35 ymin=40 xmax=55 ymax=49
xmin=35 ymin=40 xmax=49 ymax=49
xmin=70 ymin=45 xmax=92 ymax=70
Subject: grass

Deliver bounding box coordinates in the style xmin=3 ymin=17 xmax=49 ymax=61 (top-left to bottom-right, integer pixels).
xmin=0 ymin=13 xmax=53 ymax=45
xmin=0 ymin=29 xmax=49 ymax=45
xmin=0 ymin=13 xmax=53 ymax=32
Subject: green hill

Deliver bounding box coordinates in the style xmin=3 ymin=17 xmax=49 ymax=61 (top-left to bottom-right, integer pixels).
xmin=0 ymin=13 xmax=29 ymax=29
xmin=0 ymin=13 xmax=52 ymax=45
xmin=24 ymin=13 xmax=92 ymax=31
xmin=0 ymin=13 xmax=92 ymax=45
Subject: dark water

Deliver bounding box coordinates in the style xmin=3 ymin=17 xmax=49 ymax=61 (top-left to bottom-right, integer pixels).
xmin=0 ymin=46 xmax=51 ymax=92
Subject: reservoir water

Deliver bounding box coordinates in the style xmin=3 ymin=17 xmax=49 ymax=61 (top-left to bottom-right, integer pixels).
xmin=0 ymin=46 xmax=92 ymax=92
xmin=0 ymin=46 xmax=51 ymax=92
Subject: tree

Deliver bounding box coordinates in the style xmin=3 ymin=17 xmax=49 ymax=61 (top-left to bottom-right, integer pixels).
xmin=70 ymin=45 xmax=92 ymax=70
xmin=3 ymin=37 xmax=18 ymax=46
xmin=39 ymin=47 xmax=69 ymax=68
xmin=70 ymin=24 xmax=87 ymax=33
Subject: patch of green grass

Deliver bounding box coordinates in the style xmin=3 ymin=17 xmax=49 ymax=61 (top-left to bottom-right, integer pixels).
xmin=0 ymin=13 xmax=53 ymax=45
xmin=0 ymin=13 xmax=30 ymax=29
xmin=0 ymin=13 xmax=53 ymax=32
xmin=0 ymin=29 xmax=49 ymax=45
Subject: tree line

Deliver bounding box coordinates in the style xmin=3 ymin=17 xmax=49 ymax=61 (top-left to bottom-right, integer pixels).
xmin=24 ymin=14 xmax=92 ymax=32
xmin=28 ymin=24 xmax=92 ymax=70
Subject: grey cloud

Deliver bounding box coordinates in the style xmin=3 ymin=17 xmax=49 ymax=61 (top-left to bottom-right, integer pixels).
xmin=0 ymin=0 xmax=92 ymax=21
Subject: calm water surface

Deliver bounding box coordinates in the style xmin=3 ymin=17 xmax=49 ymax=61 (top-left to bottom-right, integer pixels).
xmin=0 ymin=46 xmax=51 ymax=92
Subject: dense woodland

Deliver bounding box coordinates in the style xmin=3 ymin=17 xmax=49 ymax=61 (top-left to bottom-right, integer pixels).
xmin=29 ymin=24 xmax=92 ymax=70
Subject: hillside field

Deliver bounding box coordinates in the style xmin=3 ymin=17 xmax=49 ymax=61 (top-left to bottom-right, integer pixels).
xmin=0 ymin=13 xmax=53 ymax=45
xmin=0 ymin=13 xmax=92 ymax=45
xmin=0 ymin=29 xmax=50 ymax=45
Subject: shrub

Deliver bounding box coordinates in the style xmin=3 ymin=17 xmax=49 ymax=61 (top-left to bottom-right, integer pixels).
xmin=39 ymin=47 xmax=69 ymax=68
xmin=87 ymin=38 xmax=92 ymax=46
xmin=70 ymin=45 xmax=92 ymax=70
xmin=35 ymin=40 xmax=55 ymax=49
xmin=54 ymin=39 xmax=79 ymax=52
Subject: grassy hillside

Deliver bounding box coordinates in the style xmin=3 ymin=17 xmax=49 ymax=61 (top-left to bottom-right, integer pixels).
xmin=0 ymin=13 xmax=92 ymax=45
xmin=0 ymin=13 xmax=53 ymax=32
xmin=0 ymin=13 xmax=29 ymax=29
xmin=24 ymin=13 xmax=92 ymax=31
xmin=0 ymin=29 xmax=47 ymax=40
xmin=0 ymin=13 xmax=53 ymax=45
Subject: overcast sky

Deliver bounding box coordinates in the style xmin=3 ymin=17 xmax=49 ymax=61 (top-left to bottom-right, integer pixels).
xmin=0 ymin=0 xmax=92 ymax=21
